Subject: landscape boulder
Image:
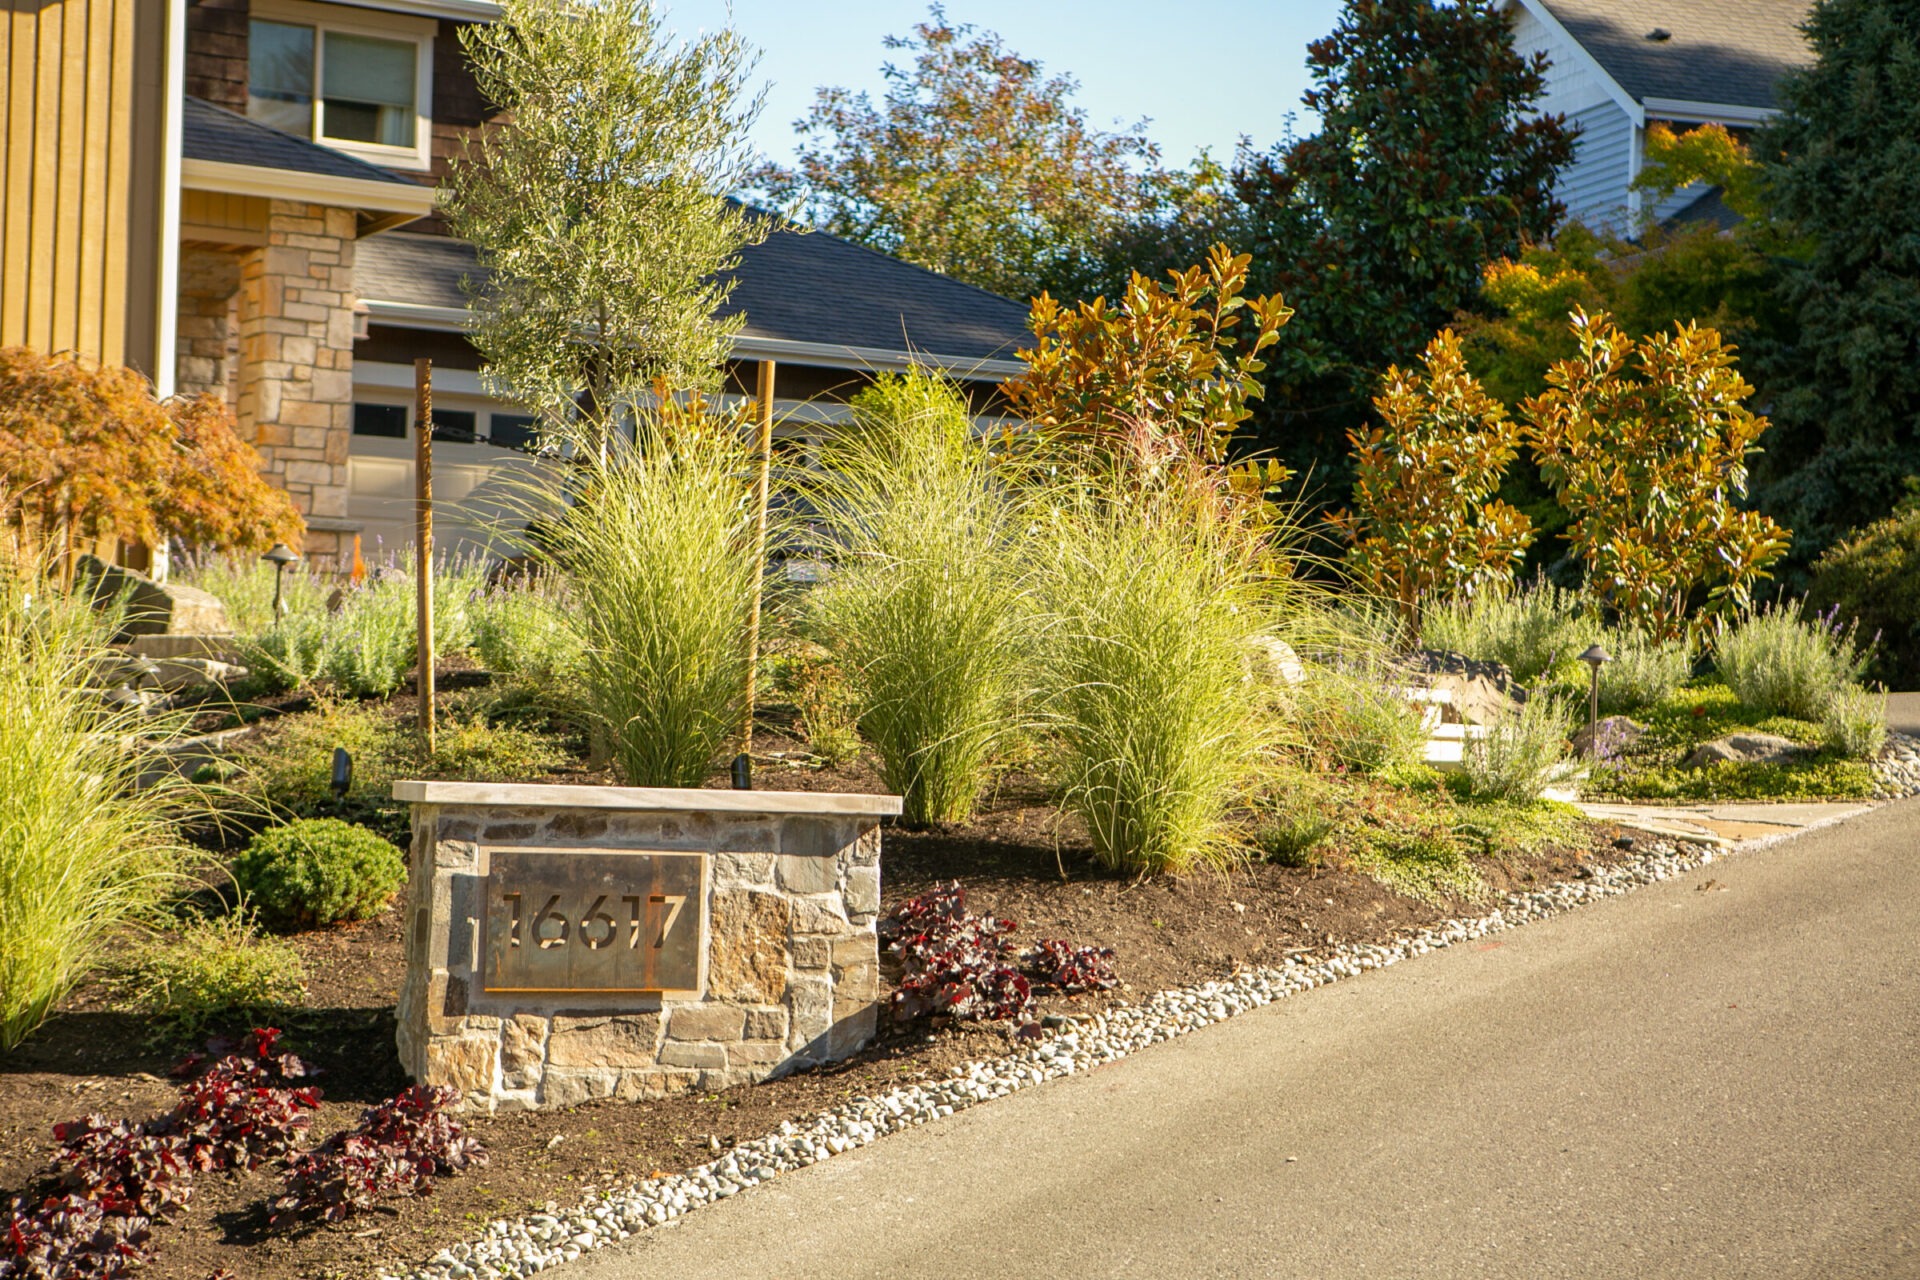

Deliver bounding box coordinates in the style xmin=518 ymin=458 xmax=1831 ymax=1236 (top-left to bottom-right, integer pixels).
xmin=1571 ymin=716 xmax=1646 ymax=759
xmin=77 ymin=555 xmax=231 ymax=638
xmin=1684 ymin=733 xmax=1803 ymax=769
xmin=1250 ymin=635 xmax=1307 ymax=686
xmin=1401 ymin=649 xmax=1526 ymax=726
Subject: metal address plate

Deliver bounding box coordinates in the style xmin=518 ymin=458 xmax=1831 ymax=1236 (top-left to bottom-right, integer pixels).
xmin=481 ymin=849 xmax=705 ymax=994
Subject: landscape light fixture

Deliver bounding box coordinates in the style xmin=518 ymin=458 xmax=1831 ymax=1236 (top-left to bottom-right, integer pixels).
xmin=262 ymin=543 xmax=300 ymax=620
xmin=331 ymin=747 xmax=354 ymax=806
xmin=731 ymin=751 xmax=753 ymax=791
xmin=1579 ymin=643 xmax=1612 ymax=756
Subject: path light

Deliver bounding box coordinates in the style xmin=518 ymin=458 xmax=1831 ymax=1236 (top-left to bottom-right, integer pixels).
xmin=331 ymin=747 xmax=354 ymax=806
xmin=1579 ymin=643 xmax=1612 ymax=757
xmin=731 ymin=751 xmax=753 ymax=791
xmin=262 ymin=543 xmax=300 ymax=620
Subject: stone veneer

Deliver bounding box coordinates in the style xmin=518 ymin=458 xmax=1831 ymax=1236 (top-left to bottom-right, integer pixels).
xmin=392 ymin=782 xmax=903 ymax=1113
xmin=234 ymin=199 xmax=358 ymax=566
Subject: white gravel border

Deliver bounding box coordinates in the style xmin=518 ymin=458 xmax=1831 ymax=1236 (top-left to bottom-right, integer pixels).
xmin=380 ymin=825 xmax=1813 ymax=1280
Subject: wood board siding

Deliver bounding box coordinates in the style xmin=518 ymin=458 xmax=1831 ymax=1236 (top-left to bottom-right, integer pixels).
xmin=0 ymin=0 xmax=165 ymax=374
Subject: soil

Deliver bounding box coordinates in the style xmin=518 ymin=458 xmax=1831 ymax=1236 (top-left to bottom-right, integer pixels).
xmin=2 ymin=682 xmax=1640 ymax=1280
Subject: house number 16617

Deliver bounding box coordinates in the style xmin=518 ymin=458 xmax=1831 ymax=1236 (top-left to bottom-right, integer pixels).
xmin=499 ymin=892 xmax=685 ymax=951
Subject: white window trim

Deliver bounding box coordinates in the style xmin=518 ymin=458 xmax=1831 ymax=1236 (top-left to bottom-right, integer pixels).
xmin=252 ymin=0 xmax=436 ymax=173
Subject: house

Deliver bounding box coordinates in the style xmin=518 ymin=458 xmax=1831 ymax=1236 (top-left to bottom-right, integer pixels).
xmin=1502 ymin=0 xmax=1814 ymax=233
xmin=0 ymin=0 xmax=1032 ymax=567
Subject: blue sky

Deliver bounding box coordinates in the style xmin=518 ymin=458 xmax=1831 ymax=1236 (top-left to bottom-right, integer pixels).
xmin=663 ymin=1 xmax=1347 ymax=170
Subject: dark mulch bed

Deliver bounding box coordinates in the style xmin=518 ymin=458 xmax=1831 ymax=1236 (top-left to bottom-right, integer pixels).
xmin=2 ymin=699 xmax=1637 ymax=1279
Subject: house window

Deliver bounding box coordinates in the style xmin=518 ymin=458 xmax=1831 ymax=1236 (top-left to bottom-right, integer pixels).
xmin=246 ymin=4 xmax=431 ymax=166
xmin=488 ymin=413 xmax=540 ymax=452
xmin=353 ymin=403 xmax=409 ymax=438
xmin=321 ymin=32 xmax=418 ymax=148
xmin=431 ymin=409 xmax=478 ymax=444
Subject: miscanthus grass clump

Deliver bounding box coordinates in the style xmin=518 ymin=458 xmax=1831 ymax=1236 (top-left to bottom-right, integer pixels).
xmin=807 ymin=371 xmax=1034 ymax=825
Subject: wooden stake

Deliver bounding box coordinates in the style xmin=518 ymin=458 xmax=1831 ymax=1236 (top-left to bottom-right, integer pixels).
xmin=414 ymin=358 xmax=436 ymax=753
xmin=742 ymin=359 xmax=776 ymax=757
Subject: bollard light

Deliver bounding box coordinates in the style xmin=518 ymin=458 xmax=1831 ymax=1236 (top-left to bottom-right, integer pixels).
xmin=262 ymin=543 xmax=300 ymax=621
xmin=1578 ymin=643 xmax=1612 ymax=757
xmin=731 ymin=751 xmax=753 ymax=791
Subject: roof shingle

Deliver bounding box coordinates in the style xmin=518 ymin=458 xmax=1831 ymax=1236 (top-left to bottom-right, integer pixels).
xmin=182 ymin=96 xmax=425 ymax=187
xmin=354 ymin=226 xmax=1035 ymax=366
xmin=1535 ymin=0 xmax=1813 ymax=109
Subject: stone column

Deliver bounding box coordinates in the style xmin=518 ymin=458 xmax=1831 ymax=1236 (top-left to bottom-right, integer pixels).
xmin=235 ymin=200 xmax=358 ymax=566
xmin=175 ymin=248 xmax=240 ymax=402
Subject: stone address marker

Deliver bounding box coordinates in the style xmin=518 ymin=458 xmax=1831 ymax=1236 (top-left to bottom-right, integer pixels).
xmin=392 ymin=782 xmax=903 ymax=1112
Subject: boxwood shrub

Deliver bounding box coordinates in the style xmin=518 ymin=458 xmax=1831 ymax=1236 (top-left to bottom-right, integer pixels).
xmin=233 ymin=818 xmax=406 ymax=932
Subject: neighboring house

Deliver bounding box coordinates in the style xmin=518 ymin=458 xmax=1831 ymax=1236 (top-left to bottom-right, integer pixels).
xmin=0 ymin=0 xmax=1032 ymax=567
xmin=1503 ymin=0 xmax=1814 ymax=234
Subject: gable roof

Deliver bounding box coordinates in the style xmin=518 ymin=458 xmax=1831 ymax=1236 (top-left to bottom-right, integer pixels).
xmin=182 ymin=96 xmax=425 ymax=188
xmin=355 ymin=226 xmax=1035 ymax=375
xmin=1533 ymin=0 xmax=1812 ymax=110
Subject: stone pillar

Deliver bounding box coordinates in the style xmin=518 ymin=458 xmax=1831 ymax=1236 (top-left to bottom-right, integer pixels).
xmin=391 ymin=783 xmax=900 ymax=1113
xmin=175 ymin=248 xmax=240 ymax=401
xmin=235 ymin=200 xmax=358 ymax=566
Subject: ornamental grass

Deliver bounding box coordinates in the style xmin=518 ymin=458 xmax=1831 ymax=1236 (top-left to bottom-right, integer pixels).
xmin=806 ymin=371 xmax=1035 ymax=825
xmin=0 ymin=571 xmax=193 ymax=1049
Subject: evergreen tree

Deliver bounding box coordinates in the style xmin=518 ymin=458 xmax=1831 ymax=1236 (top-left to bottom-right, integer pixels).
xmin=1755 ymin=0 xmax=1920 ymax=554
xmin=1233 ymin=0 xmax=1574 ymax=498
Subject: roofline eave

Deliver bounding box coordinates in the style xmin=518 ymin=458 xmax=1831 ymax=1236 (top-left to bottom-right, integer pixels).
xmin=181 ymin=158 xmax=439 ymax=221
xmin=356 ymin=298 xmax=1028 ymax=378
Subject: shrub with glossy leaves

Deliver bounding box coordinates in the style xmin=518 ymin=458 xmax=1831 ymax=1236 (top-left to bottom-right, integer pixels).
xmin=1526 ymin=310 xmax=1790 ymax=639
xmin=1002 ymin=243 xmax=1291 ymax=467
xmin=232 ymin=819 xmax=405 ymax=932
xmin=1333 ymin=330 xmax=1534 ymax=642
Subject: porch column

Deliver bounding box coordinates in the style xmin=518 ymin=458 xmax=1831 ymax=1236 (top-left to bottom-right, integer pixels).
xmin=235 ymin=199 xmax=358 ymax=566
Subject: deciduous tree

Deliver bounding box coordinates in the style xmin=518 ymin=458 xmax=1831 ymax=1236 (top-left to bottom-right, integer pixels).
xmin=755 ymin=6 xmax=1164 ymax=303
xmin=0 ymin=348 xmax=299 ymax=571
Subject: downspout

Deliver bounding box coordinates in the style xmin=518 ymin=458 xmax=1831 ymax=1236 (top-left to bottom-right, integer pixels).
xmin=152 ymin=0 xmax=187 ymax=581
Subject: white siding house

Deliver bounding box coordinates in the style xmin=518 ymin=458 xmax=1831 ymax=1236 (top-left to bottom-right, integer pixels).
xmin=1502 ymin=0 xmax=1814 ymax=235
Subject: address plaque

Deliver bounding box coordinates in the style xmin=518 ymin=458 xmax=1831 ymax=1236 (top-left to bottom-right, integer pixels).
xmin=481 ymin=848 xmax=705 ymax=994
